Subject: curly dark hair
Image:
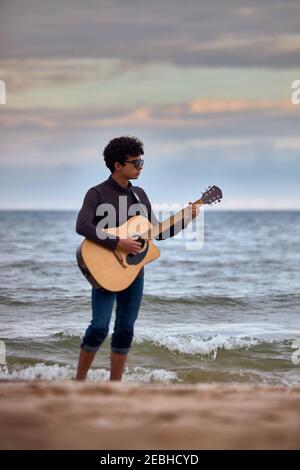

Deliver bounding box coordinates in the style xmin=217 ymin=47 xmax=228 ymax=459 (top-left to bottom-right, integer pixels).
xmin=103 ymin=136 xmax=144 ymax=173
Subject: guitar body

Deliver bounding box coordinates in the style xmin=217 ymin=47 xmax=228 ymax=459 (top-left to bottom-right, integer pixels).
xmin=76 ymin=215 xmax=160 ymax=292
xmin=76 ymin=185 xmax=223 ymax=292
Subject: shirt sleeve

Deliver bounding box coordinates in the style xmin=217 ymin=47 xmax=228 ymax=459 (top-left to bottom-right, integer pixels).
xmin=138 ymin=189 xmax=189 ymax=241
xmin=76 ymin=188 xmax=119 ymax=251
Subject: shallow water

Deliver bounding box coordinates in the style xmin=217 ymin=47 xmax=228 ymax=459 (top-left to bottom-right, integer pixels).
xmin=0 ymin=210 xmax=300 ymax=386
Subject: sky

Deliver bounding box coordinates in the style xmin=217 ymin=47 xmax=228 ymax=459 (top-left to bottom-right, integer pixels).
xmin=0 ymin=0 xmax=300 ymax=210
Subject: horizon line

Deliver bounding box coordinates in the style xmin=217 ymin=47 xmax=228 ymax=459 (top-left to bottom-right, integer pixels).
xmin=0 ymin=207 xmax=300 ymax=212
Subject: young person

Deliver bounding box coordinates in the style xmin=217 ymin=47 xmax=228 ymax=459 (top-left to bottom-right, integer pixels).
xmin=75 ymin=136 xmax=198 ymax=381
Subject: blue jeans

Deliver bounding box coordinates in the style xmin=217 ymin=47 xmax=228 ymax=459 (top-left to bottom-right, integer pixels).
xmin=80 ymin=276 xmax=144 ymax=355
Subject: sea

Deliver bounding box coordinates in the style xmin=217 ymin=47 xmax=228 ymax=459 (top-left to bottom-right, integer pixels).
xmin=0 ymin=210 xmax=299 ymax=386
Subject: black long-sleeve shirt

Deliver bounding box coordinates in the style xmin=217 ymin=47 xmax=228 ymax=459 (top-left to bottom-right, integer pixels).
xmin=76 ymin=174 xmax=187 ymax=277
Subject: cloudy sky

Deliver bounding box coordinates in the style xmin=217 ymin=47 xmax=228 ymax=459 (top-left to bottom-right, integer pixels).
xmin=0 ymin=0 xmax=300 ymax=209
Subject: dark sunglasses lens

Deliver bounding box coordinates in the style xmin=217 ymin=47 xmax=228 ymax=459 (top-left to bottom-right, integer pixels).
xmin=135 ymin=159 xmax=144 ymax=168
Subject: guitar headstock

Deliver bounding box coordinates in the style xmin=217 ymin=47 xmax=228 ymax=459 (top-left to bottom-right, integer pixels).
xmin=201 ymin=185 xmax=223 ymax=206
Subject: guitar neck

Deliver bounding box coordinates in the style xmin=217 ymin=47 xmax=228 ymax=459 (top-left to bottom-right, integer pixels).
xmin=142 ymin=197 xmax=204 ymax=240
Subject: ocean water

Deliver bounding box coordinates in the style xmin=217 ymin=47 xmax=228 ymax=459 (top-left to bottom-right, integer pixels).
xmin=0 ymin=210 xmax=300 ymax=386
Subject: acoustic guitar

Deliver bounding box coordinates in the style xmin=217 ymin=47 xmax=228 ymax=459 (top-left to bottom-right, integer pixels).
xmin=76 ymin=185 xmax=222 ymax=292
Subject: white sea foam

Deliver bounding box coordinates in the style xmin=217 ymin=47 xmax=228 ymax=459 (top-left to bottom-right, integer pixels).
xmin=0 ymin=363 xmax=179 ymax=384
xmin=134 ymin=331 xmax=280 ymax=360
xmin=0 ymin=363 xmax=75 ymax=381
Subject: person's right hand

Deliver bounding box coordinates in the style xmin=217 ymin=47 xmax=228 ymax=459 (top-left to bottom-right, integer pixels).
xmin=117 ymin=237 xmax=142 ymax=255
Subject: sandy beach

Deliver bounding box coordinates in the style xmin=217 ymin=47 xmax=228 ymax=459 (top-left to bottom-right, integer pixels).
xmin=0 ymin=381 xmax=299 ymax=450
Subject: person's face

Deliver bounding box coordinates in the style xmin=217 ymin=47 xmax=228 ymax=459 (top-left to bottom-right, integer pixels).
xmin=116 ymin=155 xmax=144 ymax=179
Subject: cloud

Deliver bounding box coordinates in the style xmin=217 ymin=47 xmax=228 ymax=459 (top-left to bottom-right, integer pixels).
xmin=273 ymin=137 xmax=300 ymax=150
xmin=0 ymin=0 xmax=300 ymax=68
xmin=0 ymin=101 xmax=299 ymax=170
xmin=188 ymin=99 xmax=295 ymax=114
xmin=0 ymin=58 xmax=133 ymax=93
xmin=0 ymin=0 xmax=299 ymax=208
xmin=223 ymin=197 xmax=300 ymax=210
xmin=1 ymin=98 xmax=299 ymax=136
xmin=235 ymin=7 xmax=259 ymax=18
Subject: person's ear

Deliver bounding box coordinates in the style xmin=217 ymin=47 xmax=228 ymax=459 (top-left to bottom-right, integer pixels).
xmin=114 ymin=162 xmax=122 ymax=171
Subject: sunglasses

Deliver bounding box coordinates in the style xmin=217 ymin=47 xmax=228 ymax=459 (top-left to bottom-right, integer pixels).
xmin=125 ymin=158 xmax=144 ymax=169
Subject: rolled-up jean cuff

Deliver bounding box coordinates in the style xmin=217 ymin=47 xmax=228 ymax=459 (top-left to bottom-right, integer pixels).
xmin=80 ymin=342 xmax=100 ymax=353
xmin=111 ymin=346 xmax=129 ymax=355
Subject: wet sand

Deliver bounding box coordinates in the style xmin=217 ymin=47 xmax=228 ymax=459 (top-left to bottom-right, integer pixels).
xmin=0 ymin=381 xmax=300 ymax=449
